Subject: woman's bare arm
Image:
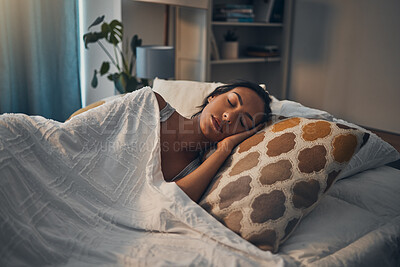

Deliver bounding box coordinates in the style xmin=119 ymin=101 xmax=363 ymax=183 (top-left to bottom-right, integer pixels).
xmin=175 ymin=123 xmax=264 ymax=203
xmin=175 ymin=146 xmax=231 ymax=203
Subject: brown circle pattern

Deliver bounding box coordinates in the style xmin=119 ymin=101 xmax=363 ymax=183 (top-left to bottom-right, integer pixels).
xmin=224 ymin=210 xmax=243 ymax=234
xmin=229 ymin=152 xmax=260 ymax=176
xmin=272 ymin=117 xmax=300 ymax=132
xmin=238 ymin=132 xmax=265 ymax=153
xmin=199 ymin=117 xmax=366 ymax=253
xmin=292 ymin=179 xmax=320 ymax=209
xmin=302 ymin=121 xmax=331 ymax=141
xmin=250 ymin=190 xmax=286 ymax=223
xmin=298 ymin=145 xmax=327 ymax=173
xmin=333 ymin=134 xmax=358 ymax=163
xmin=247 ymin=229 xmax=276 ymax=252
xmin=218 ymin=176 xmax=252 ymax=210
xmin=259 ymin=160 xmax=293 ymax=185
xmin=266 ymin=132 xmax=296 ymax=157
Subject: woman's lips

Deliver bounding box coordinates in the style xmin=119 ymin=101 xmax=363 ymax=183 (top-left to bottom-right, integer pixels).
xmin=211 ymin=115 xmax=222 ymax=133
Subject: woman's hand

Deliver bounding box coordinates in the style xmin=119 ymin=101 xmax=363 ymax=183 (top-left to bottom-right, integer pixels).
xmin=217 ymin=123 xmax=265 ymax=153
xmin=177 ymin=122 xmax=265 ymax=203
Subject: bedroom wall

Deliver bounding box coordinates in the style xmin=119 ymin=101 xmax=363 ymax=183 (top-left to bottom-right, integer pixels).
xmin=288 ymin=0 xmax=400 ymax=134
xmin=79 ymin=0 xmax=121 ymax=106
xmin=121 ymin=0 xmax=166 ymax=47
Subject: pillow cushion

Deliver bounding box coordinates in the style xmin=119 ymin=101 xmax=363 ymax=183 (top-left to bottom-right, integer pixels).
xmin=332 ymin=118 xmax=400 ymax=179
xmin=66 ymin=94 xmax=123 ymax=121
xmin=199 ymin=117 xmax=369 ymax=253
xmin=269 ymin=99 xmax=400 ymax=178
xmin=270 ymin=99 xmax=334 ymax=121
xmin=152 ymin=78 xmax=224 ymax=118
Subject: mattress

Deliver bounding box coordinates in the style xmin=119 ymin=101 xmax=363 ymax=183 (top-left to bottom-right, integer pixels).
xmin=280 ymin=165 xmax=400 ymax=266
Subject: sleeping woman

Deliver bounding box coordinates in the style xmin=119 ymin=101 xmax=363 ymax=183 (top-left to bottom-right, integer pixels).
xmin=155 ymin=81 xmax=272 ymax=202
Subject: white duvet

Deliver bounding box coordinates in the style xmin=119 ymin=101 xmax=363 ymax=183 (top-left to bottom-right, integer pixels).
xmin=0 ymin=88 xmax=286 ymax=266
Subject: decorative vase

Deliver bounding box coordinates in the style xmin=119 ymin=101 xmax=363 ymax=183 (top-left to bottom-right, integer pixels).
xmin=221 ymin=41 xmax=239 ymax=59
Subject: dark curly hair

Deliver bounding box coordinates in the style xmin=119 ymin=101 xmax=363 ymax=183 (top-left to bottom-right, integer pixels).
xmin=192 ymin=80 xmax=272 ymax=124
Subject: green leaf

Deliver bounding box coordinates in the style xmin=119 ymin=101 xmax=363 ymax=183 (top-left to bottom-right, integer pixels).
xmin=88 ymin=15 xmax=105 ymax=30
xmin=102 ymin=20 xmax=123 ymax=45
xmin=108 ymin=73 xmax=120 ymax=81
xmin=100 ymin=62 xmax=110 ymax=75
xmin=101 ymin=22 xmax=110 ymax=33
xmin=83 ymin=32 xmax=105 ymax=48
xmin=110 ymin=20 xmax=123 ymax=37
xmin=91 ymin=70 xmax=98 ymax=88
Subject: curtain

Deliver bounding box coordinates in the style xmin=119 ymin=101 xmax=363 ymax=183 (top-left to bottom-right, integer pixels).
xmin=0 ymin=0 xmax=81 ymax=121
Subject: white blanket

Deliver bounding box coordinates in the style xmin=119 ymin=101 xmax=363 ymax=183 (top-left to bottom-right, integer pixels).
xmin=0 ymin=87 xmax=287 ymax=266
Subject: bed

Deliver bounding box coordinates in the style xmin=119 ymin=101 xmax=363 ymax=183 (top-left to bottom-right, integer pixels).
xmin=1 ymin=79 xmax=399 ymax=266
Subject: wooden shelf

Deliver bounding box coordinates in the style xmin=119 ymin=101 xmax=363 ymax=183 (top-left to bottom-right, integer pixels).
xmin=212 ymin=21 xmax=283 ymax=27
xmin=211 ymin=57 xmax=281 ymax=65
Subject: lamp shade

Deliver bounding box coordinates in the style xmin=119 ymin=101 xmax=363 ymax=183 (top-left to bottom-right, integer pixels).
xmin=136 ymin=46 xmax=175 ymax=79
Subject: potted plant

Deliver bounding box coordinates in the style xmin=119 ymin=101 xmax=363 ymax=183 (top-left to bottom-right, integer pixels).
xmin=83 ymin=15 xmax=148 ymax=94
xmin=221 ymin=29 xmax=239 ymax=59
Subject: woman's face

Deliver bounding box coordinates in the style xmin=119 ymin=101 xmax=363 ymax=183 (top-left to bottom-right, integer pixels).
xmin=199 ymin=86 xmax=265 ymax=142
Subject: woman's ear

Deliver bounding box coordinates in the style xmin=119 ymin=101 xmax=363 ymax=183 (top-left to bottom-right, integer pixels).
xmin=207 ymin=95 xmax=215 ymax=103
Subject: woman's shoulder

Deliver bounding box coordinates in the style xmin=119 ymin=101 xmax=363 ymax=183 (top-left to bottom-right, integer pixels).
xmin=153 ymin=91 xmax=167 ymax=111
xmin=154 ymin=91 xmax=177 ymax=123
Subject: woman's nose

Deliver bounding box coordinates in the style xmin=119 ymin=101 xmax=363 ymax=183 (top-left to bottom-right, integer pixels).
xmin=223 ymin=112 xmax=235 ymax=124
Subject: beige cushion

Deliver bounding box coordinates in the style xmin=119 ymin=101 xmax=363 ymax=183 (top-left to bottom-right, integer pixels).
xmin=66 ymin=100 xmax=106 ymax=121
xmin=66 ymin=95 xmax=123 ymax=121
xmin=152 ymin=78 xmax=224 ymax=118
xmin=199 ymin=117 xmax=368 ymax=253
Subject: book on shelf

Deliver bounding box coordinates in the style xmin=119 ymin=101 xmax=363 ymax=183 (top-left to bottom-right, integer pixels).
xmin=213 ymin=3 xmax=254 ymax=22
xmin=214 ymin=12 xmax=255 ymax=19
xmin=253 ymin=0 xmax=284 ymax=23
xmin=224 ymin=18 xmax=254 ymax=22
xmin=269 ymin=0 xmax=284 ymax=23
xmin=246 ymin=45 xmax=280 ymax=57
xmin=215 ymin=8 xmax=253 ymax=14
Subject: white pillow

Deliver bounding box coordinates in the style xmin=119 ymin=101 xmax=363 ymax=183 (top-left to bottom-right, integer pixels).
xmin=152 ymin=78 xmax=223 ymax=118
xmin=270 ymin=99 xmax=334 ymax=121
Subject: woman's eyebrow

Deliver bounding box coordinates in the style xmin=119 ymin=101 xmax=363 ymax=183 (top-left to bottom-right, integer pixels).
xmin=233 ymin=92 xmax=243 ymax=105
xmin=233 ymin=91 xmax=255 ymax=126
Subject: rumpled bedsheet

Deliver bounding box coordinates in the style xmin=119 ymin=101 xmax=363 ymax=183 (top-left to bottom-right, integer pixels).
xmin=0 ymin=87 xmax=287 ymax=266
xmin=280 ymin=165 xmax=400 ymax=267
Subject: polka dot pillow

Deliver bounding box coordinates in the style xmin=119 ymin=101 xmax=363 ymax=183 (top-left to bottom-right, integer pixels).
xmin=199 ymin=117 xmax=369 ymax=253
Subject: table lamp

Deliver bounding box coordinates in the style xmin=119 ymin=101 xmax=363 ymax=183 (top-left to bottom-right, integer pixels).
xmin=136 ymin=45 xmax=175 ymax=79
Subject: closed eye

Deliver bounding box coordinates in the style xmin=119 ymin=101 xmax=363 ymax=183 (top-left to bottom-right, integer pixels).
xmin=240 ymin=118 xmax=245 ymax=128
xmin=228 ymin=98 xmax=247 ymax=128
